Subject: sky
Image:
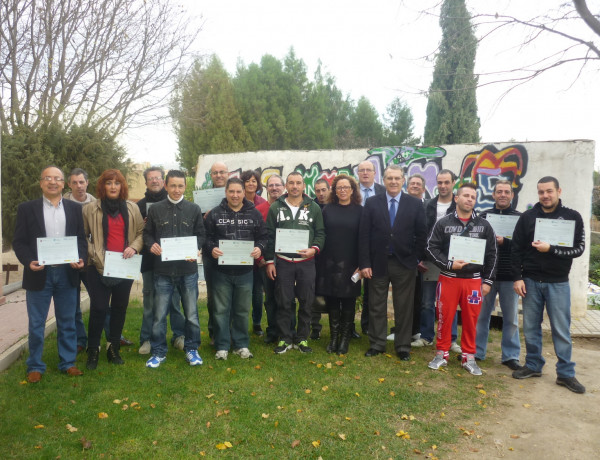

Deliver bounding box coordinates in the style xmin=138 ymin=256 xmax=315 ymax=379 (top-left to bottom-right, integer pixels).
xmin=121 ymin=0 xmax=600 ymax=168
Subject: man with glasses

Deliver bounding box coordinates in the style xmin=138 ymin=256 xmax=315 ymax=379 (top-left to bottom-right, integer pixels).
xmin=203 ymin=162 xmax=229 ymax=345
xmin=137 ymin=166 xmax=186 ymax=354
xmin=356 ymin=160 xmax=385 ymax=336
xmin=13 ymin=166 xmax=87 ymax=382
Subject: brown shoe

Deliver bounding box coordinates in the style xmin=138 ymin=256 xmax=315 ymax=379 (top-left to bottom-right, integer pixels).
xmin=27 ymin=371 xmax=42 ymax=383
xmin=64 ymin=366 xmax=83 ymax=376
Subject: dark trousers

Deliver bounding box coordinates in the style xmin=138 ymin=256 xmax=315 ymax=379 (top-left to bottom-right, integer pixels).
xmin=275 ymin=258 xmax=315 ymax=344
xmin=260 ymin=266 xmax=278 ymax=340
xmin=412 ymin=272 xmax=423 ymax=336
xmin=87 ymin=265 xmax=133 ymax=348
xmin=368 ymin=257 xmax=416 ymax=353
xmin=202 ymin=251 xmax=215 ymax=339
xmin=360 ymin=279 xmax=369 ymax=333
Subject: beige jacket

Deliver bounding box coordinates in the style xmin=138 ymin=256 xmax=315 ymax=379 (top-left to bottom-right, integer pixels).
xmin=82 ymin=200 xmax=144 ymax=274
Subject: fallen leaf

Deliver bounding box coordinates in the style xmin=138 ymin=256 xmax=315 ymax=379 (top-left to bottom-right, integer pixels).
xmin=80 ymin=437 xmax=92 ymax=449
xmin=113 ymin=399 xmax=121 ymax=404
xmin=355 ymin=392 xmax=360 ymax=397
xmin=199 ymin=451 xmax=206 ymax=456
xmin=206 ymin=421 xmax=211 ymax=428
xmin=389 ymin=391 xmax=396 ymax=396
xmin=378 ymin=378 xmax=385 ymax=383
xmin=34 ymin=445 xmax=41 ymax=449
xmin=479 ymin=389 xmax=487 ymax=395
xmin=65 ymin=424 xmax=78 ymax=433
xmin=321 ymin=386 xmax=329 ymax=391
xmin=305 ymin=389 xmax=311 ymax=394
xmin=262 ymin=413 xmax=270 ymax=419
xmin=385 ymin=353 xmax=392 ymax=358
xmin=122 ymin=404 xmax=129 ymax=411
xmin=345 ymin=417 xmax=352 ymax=421
xmin=311 ymin=440 xmax=321 ymax=448
xmin=297 ymin=409 xmax=303 ymax=413
xmin=98 ymin=412 xmax=108 ymax=419
xmin=254 ymin=365 xmax=261 ymax=370
xmin=509 ymin=447 xmax=514 ymax=451
xmin=130 ymin=402 xmax=139 ymax=408
xmin=338 ymin=433 xmax=346 ymax=440
xmin=274 ymin=421 xmax=279 ymax=427
xmin=475 ymin=383 xmax=484 ymax=389
xmin=224 ymin=442 xmax=233 ymax=448
xmin=523 ymin=403 xmax=531 ymax=408
xmin=374 ymin=430 xmax=380 ymax=436
xmin=206 ymin=394 xmax=214 ymax=399
xmin=268 ymin=377 xmax=274 ymax=382
xmin=325 ymin=363 xmax=332 ymax=369
xmin=150 ymin=404 xmax=156 ymax=409
xmin=335 ymin=361 xmax=344 ymax=366
xmin=250 ymin=392 xmax=256 ymax=396
xmin=34 ymin=424 xmax=44 ymax=429
xmin=152 ymin=440 xmax=158 ymax=446
xmin=416 ymin=381 xmax=423 ymax=386
xmin=510 ymin=434 xmax=520 ymax=439
xmin=19 ymin=380 xmax=28 ymax=385
xmin=317 ymin=363 xmax=323 ymax=368
xmin=215 ymin=444 xmax=227 ymax=450
xmin=440 ymin=412 xmax=445 ymax=418
xmin=354 ymin=375 xmax=360 ymax=380
xmin=291 ymin=440 xmax=300 ymax=448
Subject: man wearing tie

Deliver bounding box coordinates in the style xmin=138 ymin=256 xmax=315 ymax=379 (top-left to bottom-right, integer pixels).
xmin=358 ymin=165 xmax=427 ymax=360
xmin=356 ymin=160 xmax=385 ymax=336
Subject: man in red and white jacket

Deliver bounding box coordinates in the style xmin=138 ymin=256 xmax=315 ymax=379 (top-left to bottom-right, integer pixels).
xmin=425 ymin=183 xmax=497 ymax=375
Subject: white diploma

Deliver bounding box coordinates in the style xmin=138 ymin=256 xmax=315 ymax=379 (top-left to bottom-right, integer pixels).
xmin=160 ymin=236 xmax=199 ymax=261
xmin=448 ymin=235 xmax=487 ymax=265
xmin=422 ymin=260 xmax=441 ymax=282
xmin=103 ymin=251 xmax=142 ymax=279
xmin=275 ymin=228 xmax=309 ymax=254
xmin=37 ymin=236 xmax=79 ymax=265
xmin=218 ymin=240 xmax=254 ymax=266
xmin=485 ymin=214 xmax=519 ymax=239
xmin=193 ymin=188 xmax=225 ymax=212
xmin=533 ymin=218 xmax=575 ymax=247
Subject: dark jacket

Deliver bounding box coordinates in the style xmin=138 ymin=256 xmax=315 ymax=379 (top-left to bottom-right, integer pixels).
xmin=204 ymin=198 xmax=268 ymax=275
xmin=426 ymin=211 xmax=498 ymax=285
xmin=143 ymin=198 xmax=206 ymax=276
xmin=511 ymin=200 xmax=584 ymax=283
xmin=480 ymin=205 xmax=521 ymax=282
xmin=362 ymin=182 xmax=385 ymax=205
xmin=264 ymin=193 xmax=325 ymax=262
xmin=13 ymin=198 xmax=87 ymax=291
xmin=425 ymin=195 xmax=456 ymax=232
xmin=358 ymin=192 xmax=427 ymax=277
xmin=137 ymin=188 xmax=168 ymax=273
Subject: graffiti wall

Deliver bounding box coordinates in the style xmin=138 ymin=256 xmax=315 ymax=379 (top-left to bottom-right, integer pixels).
xmin=195 ymin=140 xmax=595 ymax=315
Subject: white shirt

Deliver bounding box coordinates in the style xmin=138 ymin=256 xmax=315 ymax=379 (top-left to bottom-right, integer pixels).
xmin=42 ymin=196 xmax=66 ymax=237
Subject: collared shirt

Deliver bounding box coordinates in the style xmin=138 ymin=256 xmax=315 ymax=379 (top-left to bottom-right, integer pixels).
xmin=360 ymin=183 xmax=375 ymax=206
xmin=42 ymin=196 xmax=66 ymax=237
xmin=386 ymin=191 xmax=402 ymax=211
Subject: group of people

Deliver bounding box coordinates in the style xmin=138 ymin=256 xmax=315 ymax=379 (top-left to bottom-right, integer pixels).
xmin=14 ymin=161 xmax=586 ymax=394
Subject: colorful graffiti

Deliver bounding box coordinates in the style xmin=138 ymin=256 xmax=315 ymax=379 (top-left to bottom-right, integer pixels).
xmin=458 ymin=144 xmax=528 ymax=211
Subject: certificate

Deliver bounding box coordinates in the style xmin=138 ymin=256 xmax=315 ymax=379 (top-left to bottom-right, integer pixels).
xmin=448 ymin=235 xmax=486 ymax=265
xmin=160 ymin=236 xmax=199 ymax=261
xmin=485 ymin=214 xmax=519 ymax=239
xmin=103 ymin=251 xmax=142 ymax=279
xmin=37 ymin=237 xmax=79 ymax=265
xmin=193 ymin=188 xmax=225 ymax=212
xmin=533 ymin=218 xmax=575 ymax=247
xmin=275 ymin=228 xmax=309 ymax=254
xmin=218 ymin=240 xmax=254 ymax=266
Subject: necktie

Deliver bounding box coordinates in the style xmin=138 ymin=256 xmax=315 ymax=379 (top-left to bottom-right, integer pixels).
xmin=389 ymin=198 xmax=397 ymax=225
xmin=363 ymin=188 xmax=371 ymax=204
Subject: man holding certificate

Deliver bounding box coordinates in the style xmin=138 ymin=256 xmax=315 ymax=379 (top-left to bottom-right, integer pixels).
xmin=265 ymin=171 xmax=325 ymax=354
xmin=426 ymin=183 xmax=497 ymax=375
xmin=13 ymin=166 xmax=87 ymax=383
xmin=511 ymin=176 xmax=586 ymax=393
xmin=476 ymin=179 xmax=522 ymax=370
xmin=204 ymin=178 xmax=268 ymax=360
xmin=144 ymin=170 xmax=206 ymax=368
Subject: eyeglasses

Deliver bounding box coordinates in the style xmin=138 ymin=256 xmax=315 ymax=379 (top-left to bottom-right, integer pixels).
xmin=147 ymin=176 xmax=163 ymax=182
xmin=211 ymin=170 xmax=228 ymax=176
xmin=337 ymin=186 xmax=352 ymax=191
xmin=41 ymin=176 xmax=64 ymax=182
xmin=267 ymin=183 xmax=284 ymax=188
xmin=357 ymin=169 xmax=374 ymax=174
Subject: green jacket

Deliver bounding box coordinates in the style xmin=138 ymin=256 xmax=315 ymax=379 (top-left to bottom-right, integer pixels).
xmin=265 ymin=193 xmax=325 ymax=262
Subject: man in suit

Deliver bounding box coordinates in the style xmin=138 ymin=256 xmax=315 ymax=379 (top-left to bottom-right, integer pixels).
xmin=13 ymin=166 xmax=87 ymax=383
xmin=359 ymin=164 xmax=427 ymax=360
xmin=356 ymin=159 xmax=386 ymax=336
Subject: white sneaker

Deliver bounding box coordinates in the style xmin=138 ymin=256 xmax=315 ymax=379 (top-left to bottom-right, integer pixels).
xmin=233 ymin=348 xmax=254 ymax=359
xmin=411 ymin=333 xmax=421 ymax=341
xmin=428 ymin=351 xmax=448 ymax=370
xmin=411 ymin=338 xmax=433 ymax=347
xmin=386 ymin=333 xmax=395 ymax=341
xmin=450 ymin=342 xmax=462 ymax=354
xmin=139 ymin=341 xmax=151 ymax=355
xmin=462 ymin=354 xmax=482 ymax=376
xmin=173 ymin=336 xmax=185 ymax=351
xmin=215 ymin=350 xmax=228 ymax=360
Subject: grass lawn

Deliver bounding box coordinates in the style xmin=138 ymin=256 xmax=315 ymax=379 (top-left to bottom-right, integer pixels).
xmin=0 ymin=300 xmax=509 ymax=459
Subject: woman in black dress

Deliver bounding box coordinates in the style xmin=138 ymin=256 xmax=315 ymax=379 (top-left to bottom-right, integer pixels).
xmin=316 ymin=174 xmax=363 ymax=355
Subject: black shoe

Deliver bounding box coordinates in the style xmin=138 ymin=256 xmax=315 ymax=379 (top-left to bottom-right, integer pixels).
xmin=264 ymin=335 xmax=278 ymax=344
xmin=107 ymin=344 xmax=124 ymax=365
xmin=364 ymin=348 xmax=383 ymax=357
xmin=512 ymin=366 xmax=542 ymax=379
xmin=351 ymin=330 xmax=361 ymax=339
xmin=296 ymin=341 xmax=313 ymax=353
xmin=502 ymin=359 xmax=522 ymax=371
xmin=86 ymin=348 xmax=99 ymax=370
xmin=310 ymin=329 xmax=321 ymax=340
xmin=253 ymin=325 xmax=264 ymax=336
xmin=556 ymin=376 xmax=585 ymax=394
xmin=397 ymin=351 xmax=410 ymax=361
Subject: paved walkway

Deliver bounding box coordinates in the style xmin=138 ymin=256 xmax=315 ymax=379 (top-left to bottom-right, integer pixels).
xmin=1 ymin=286 xmax=599 ymax=372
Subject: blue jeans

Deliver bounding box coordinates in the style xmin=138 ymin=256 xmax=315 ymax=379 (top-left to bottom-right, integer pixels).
xmin=212 ymin=269 xmax=253 ymax=351
xmin=151 ymin=273 xmax=200 ymax=357
xmin=251 ymin=268 xmax=263 ymax=326
xmin=140 ymin=270 xmax=185 ymax=344
xmin=476 ymin=280 xmax=520 ymax=361
xmin=522 ymin=279 xmax=575 ymax=378
xmin=26 ymin=265 xmax=77 ymax=373
xmin=420 ymin=280 xmax=458 ymax=342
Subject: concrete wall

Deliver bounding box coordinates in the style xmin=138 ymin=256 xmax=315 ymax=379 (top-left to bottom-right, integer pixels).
xmin=195 ymin=140 xmax=595 ymax=317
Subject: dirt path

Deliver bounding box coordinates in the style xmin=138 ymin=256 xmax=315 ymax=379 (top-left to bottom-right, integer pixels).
xmin=448 ymin=338 xmax=600 ymax=459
